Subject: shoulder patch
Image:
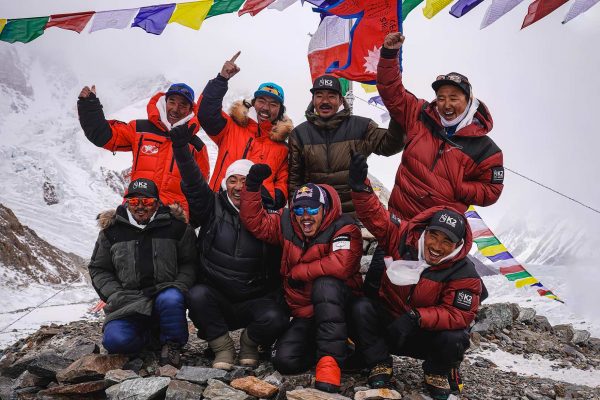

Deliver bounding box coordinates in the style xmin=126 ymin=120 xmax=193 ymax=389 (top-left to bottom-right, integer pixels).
xmin=453 ymin=289 xmax=474 ymax=310
xmin=332 ymin=234 xmax=351 ymax=251
xmin=390 ymin=213 xmax=401 ymax=226
xmin=491 ymin=166 xmax=504 ymax=184
xmin=267 ymin=209 xmax=280 ymax=214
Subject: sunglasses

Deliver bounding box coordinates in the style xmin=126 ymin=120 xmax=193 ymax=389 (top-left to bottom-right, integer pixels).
xmin=128 ymin=197 xmax=157 ymax=207
xmin=293 ymin=206 xmax=320 ymax=216
xmin=436 ymin=74 xmax=470 ymax=85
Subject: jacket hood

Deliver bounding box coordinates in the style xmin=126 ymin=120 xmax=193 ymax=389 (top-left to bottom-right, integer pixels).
xmin=425 ymin=98 xmax=493 ymax=138
xmin=403 ymin=205 xmax=473 ymax=268
xmin=290 ymin=184 xmax=343 ymax=240
xmin=97 ymin=203 xmax=187 ymax=230
xmin=228 ymin=100 xmax=293 ymax=142
xmin=146 ymin=92 xmax=198 ymax=132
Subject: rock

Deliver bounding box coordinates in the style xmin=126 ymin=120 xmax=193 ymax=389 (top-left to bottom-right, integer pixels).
xmin=165 ymin=379 xmax=205 ymax=400
xmin=175 ymin=366 xmax=227 ymax=384
xmin=471 ymin=303 xmax=514 ymax=333
xmin=283 ymin=372 xmax=314 ymax=387
xmin=61 ymin=337 xmax=99 ymax=360
xmin=37 ymin=380 xmax=107 ymax=395
xmin=509 ymin=303 xmax=521 ymax=320
xmin=203 ymin=378 xmax=252 ymax=400
xmin=553 ymin=324 xmax=575 ymax=342
xmin=286 ymin=388 xmax=352 ymax=400
xmin=571 ymin=329 xmax=591 ymax=345
xmin=105 ymin=376 xmax=170 ymax=400
xmin=516 ymin=307 xmax=536 ymax=322
xmin=0 ymin=376 xmax=14 ymax=400
xmin=157 ymin=364 xmax=180 ymax=378
xmin=224 ymin=366 xmax=253 ymax=382
xmin=3 ymin=353 xmax=38 ymax=378
xmin=470 ymin=331 xmax=482 ymax=347
xmin=123 ymin=357 xmax=144 ymax=373
xmin=27 ymin=351 xmax=72 ymax=379
xmin=354 ymin=388 xmax=402 ymax=399
xmin=231 ymin=375 xmax=279 ymax=397
xmin=532 ymin=316 xmax=552 ymax=332
xmin=56 ymin=354 xmax=128 ymax=383
xmin=11 ymin=370 xmax=51 ymax=390
xmin=264 ymin=371 xmax=284 ymax=386
xmin=105 ymin=369 xmax=139 ymax=385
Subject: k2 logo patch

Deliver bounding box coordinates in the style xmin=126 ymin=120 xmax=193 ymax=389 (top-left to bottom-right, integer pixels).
xmin=453 ymin=290 xmax=474 ymax=310
xmin=141 ymin=144 xmax=159 ymax=155
xmin=332 ymin=235 xmax=351 ymax=251
xmin=491 ymin=166 xmax=504 ymax=184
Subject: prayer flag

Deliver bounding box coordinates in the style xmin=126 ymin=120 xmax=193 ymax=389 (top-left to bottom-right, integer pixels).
xmin=361 ymin=83 xmax=377 ymax=93
xmin=480 ymin=0 xmax=526 ymax=28
xmin=46 ymin=12 xmax=94 ymax=33
xmin=307 ymin=15 xmax=350 ymax=82
xmin=207 ymin=0 xmax=246 ymax=17
xmin=169 ymin=1 xmax=214 ymax=30
xmin=423 ymin=0 xmax=455 ymax=18
xmin=132 ymin=4 xmax=176 ymax=35
xmin=450 ymin=0 xmax=485 ymax=17
xmin=562 ymin=0 xmax=599 ymax=23
xmin=0 ymin=19 xmax=6 ymax=35
xmin=269 ymin=0 xmax=298 ymax=10
xmin=368 ymin=95 xmax=384 ymax=106
xmin=403 ymin=0 xmax=426 ymax=20
xmin=239 ymin=0 xmax=277 ymax=16
xmin=0 ymin=17 xmax=49 ymax=43
xmin=89 ymin=9 xmax=139 ymax=32
xmin=521 ymin=0 xmax=568 ymax=28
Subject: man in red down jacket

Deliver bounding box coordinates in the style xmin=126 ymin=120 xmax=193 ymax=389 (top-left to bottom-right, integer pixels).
xmin=78 ymin=83 xmax=210 ymax=216
xmin=349 ymin=154 xmax=483 ymax=399
xmin=239 ymin=164 xmax=362 ymax=394
xmin=376 ymin=32 xmax=504 ymax=220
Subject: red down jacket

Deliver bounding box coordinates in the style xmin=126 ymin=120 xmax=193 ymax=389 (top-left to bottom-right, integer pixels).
xmin=377 ymin=54 xmax=504 ymax=220
xmin=240 ymin=184 xmax=363 ymax=318
xmin=352 ymin=188 xmax=482 ymax=331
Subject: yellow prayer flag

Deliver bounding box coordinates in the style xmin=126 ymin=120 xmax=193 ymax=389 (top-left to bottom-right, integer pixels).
xmin=479 ymin=244 xmax=508 ymax=257
xmin=169 ymin=1 xmax=214 ymax=30
xmin=361 ymin=83 xmax=377 ymax=93
xmin=515 ymin=277 xmax=539 ymax=288
xmin=0 ymin=19 xmax=7 ymax=35
xmin=422 ymin=0 xmax=453 ymax=18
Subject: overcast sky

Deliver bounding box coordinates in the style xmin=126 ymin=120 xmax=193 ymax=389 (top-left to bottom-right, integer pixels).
xmin=3 ymin=0 xmax=600 ymax=230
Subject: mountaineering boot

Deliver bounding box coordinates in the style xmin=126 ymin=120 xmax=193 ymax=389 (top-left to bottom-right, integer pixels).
xmin=239 ymin=329 xmax=260 ymax=368
xmin=315 ymin=356 xmax=341 ymax=393
xmin=160 ymin=341 xmax=182 ymax=368
xmin=424 ymin=372 xmax=453 ymax=400
xmin=367 ymin=358 xmax=393 ymax=388
xmin=208 ymin=333 xmax=235 ymax=370
xmin=448 ymin=367 xmax=463 ymax=394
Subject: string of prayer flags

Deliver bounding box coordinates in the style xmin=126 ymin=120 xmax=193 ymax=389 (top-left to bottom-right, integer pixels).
xmin=89 ymin=9 xmax=138 ymax=32
xmin=132 ymin=4 xmax=176 ymax=35
xmin=169 ymin=1 xmax=214 ymax=30
xmin=480 ymin=0 xmax=526 ymax=28
xmin=522 ymin=0 xmax=568 ymax=28
xmin=0 ymin=17 xmax=49 ymax=43
xmin=207 ymin=0 xmax=247 ymax=17
xmin=238 ymin=0 xmax=277 ymax=16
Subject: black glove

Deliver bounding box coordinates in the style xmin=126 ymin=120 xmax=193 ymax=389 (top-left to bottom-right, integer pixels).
xmin=246 ymin=164 xmax=272 ymax=192
xmin=170 ymin=123 xmax=196 ymax=148
xmin=349 ymin=151 xmax=370 ymax=192
xmin=287 ymin=276 xmax=305 ymax=290
xmin=386 ymin=309 xmax=420 ymax=350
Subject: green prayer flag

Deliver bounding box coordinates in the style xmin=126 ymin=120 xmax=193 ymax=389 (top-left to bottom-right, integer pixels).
xmin=402 ymin=0 xmax=425 ymax=20
xmin=473 ymin=236 xmax=502 ymax=249
xmin=0 ymin=17 xmax=50 ymax=43
xmin=339 ymin=78 xmax=350 ymax=97
xmin=505 ymin=271 xmax=533 ymax=281
xmin=207 ymin=0 xmax=246 ymax=18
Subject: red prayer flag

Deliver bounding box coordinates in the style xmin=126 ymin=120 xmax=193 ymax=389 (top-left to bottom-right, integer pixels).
xmin=521 ymin=0 xmax=567 ymax=28
xmin=238 ymin=0 xmax=277 ymax=16
xmin=46 ymin=11 xmax=95 ymax=33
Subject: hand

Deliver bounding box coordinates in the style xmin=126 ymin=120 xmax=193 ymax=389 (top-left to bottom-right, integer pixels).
xmin=79 ymin=85 xmax=96 ymax=99
xmin=170 ymin=123 xmax=196 ymax=148
xmin=246 ymin=164 xmax=272 ymax=192
xmin=287 ymin=276 xmax=305 ymax=290
xmin=383 ymin=32 xmax=405 ymax=50
xmin=219 ymin=51 xmax=241 ymax=79
xmin=386 ymin=310 xmax=420 ymax=349
xmin=349 ymin=151 xmax=369 ymax=192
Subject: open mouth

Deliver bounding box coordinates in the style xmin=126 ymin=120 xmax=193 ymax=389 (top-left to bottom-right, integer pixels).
xmin=257 ymin=111 xmax=271 ymax=120
xmin=168 ymin=112 xmax=180 ymax=121
xmin=318 ymin=104 xmax=332 ymax=112
xmin=427 ymin=247 xmax=443 ymax=262
xmin=443 ymin=110 xmax=456 ymax=119
xmin=301 ymin=220 xmax=314 ymax=233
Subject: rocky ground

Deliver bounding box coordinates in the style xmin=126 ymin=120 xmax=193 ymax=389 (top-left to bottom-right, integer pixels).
xmin=0 ymin=303 xmax=599 ymax=400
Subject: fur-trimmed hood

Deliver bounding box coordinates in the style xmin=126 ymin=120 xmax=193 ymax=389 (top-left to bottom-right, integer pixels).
xmin=97 ymin=203 xmax=187 ymax=230
xmin=228 ymin=100 xmax=293 ymax=142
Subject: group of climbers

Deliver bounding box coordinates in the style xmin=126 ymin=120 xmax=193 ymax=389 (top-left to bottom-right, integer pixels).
xmin=78 ymin=31 xmax=504 ymax=399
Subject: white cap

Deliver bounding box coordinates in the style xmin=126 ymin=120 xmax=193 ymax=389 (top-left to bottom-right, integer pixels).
xmin=221 ymin=159 xmax=255 ymax=190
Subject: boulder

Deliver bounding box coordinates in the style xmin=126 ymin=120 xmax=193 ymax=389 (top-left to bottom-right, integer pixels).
xmin=286 ymin=388 xmax=352 ymax=400
xmin=231 ymin=375 xmax=279 ymax=397
xmin=26 ymin=351 xmax=72 ymax=379
xmin=175 ymin=366 xmax=227 ymax=384
xmin=471 ymin=303 xmax=514 ymax=333
xmin=165 ymin=379 xmax=205 ymax=400
xmin=553 ymin=324 xmax=575 ymax=342
xmin=532 ymin=316 xmax=553 ymax=332
xmin=516 ymin=307 xmax=537 ymax=322
xmin=11 ymin=370 xmax=52 ymax=390
xmin=157 ymin=364 xmax=180 ymax=378
xmin=571 ymin=330 xmax=591 ymax=345
xmin=105 ymin=369 xmax=139 ymax=385
xmin=62 ymin=337 xmax=99 ymax=360
xmin=202 ymin=378 xmax=252 ymax=400
xmin=56 ymin=354 xmax=128 ymax=383
xmin=105 ymin=376 xmax=170 ymax=400
xmin=37 ymin=380 xmax=107 ymax=395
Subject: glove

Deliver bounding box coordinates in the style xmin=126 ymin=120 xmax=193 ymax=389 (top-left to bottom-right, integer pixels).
xmin=349 ymin=151 xmax=370 ymax=192
xmin=287 ymin=276 xmax=305 ymax=290
xmin=246 ymin=164 xmax=272 ymax=192
xmin=170 ymin=123 xmax=196 ymax=148
xmin=386 ymin=309 xmax=420 ymax=350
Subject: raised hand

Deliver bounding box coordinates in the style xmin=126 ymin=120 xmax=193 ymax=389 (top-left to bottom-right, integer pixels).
xmin=349 ymin=151 xmax=369 ymax=192
xmin=245 ymin=164 xmax=272 ymax=192
xmin=383 ymin=32 xmax=405 ymax=50
xmin=170 ymin=123 xmax=196 ymax=148
xmin=219 ymin=51 xmax=241 ymax=80
xmin=79 ymin=85 xmax=96 ymax=99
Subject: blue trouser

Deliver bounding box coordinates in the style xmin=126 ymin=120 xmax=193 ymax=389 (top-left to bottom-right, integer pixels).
xmin=103 ymin=288 xmax=188 ymax=354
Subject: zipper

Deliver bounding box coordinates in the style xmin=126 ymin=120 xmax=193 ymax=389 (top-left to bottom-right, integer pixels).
xmin=430 ymin=142 xmax=446 ymax=171
xmin=213 ymin=150 xmax=229 ymax=190
xmin=406 ymin=285 xmax=416 ymax=307
xmin=133 ymin=134 xmax=144 ymax=170
xmin=242 ymin=138 xmax=253 ymax=159
xmin=169 ymin=155 xmax=175 ymax=173
xmin=325 ymin=129 xmax=331 ymax=172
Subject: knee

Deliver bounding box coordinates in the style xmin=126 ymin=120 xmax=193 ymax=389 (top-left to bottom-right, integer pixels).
xmin=187 ymin=284 xmax=214 ymax=305
xmin=260 ymin=307 xmax=290 ymax=335
xmin=272 ymin=346 xmax=310 ymax=375
xmin=351 ymin=297 xmax=376 ymax=320
xmin=311 ymin=277 xmax=346 ymax=304
xmin=433 ymin=330 xmax=470 ymax=360
xmin=155 ymin=287 xmax=185 ymax=310
xmin=103 ymin=322 xmax=140 ymax=354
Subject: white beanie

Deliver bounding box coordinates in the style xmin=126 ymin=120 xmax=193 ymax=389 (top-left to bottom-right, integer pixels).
xmin=221 ymin=159 xmax=255 ymax=190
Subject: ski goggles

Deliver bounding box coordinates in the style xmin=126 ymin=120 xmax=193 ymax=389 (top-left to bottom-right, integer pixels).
xmin=292 ymin=206 xmax=320 ymax=216
xmin=127 ymin=197 xmax=157 ymax=207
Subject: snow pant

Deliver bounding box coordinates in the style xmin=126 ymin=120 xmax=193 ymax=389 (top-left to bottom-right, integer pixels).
xmin=187 ymin=283 xmax=289 ymax=345
xmin=272 ymin=276 xmax=353 ymax=374
xmin=103 ymin=287 xmax=188 ymax=354
xmin=351 ymin=297 xmax=470 ymax=374
xmin=363 ymin=245 xmax=386 ymax=298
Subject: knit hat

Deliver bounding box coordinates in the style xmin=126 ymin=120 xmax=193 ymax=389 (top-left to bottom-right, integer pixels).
xmin=221 ymin=159 xmax=255 ymax=190
xmin=426 ymin=209 xmax=467 ymax=243
xmin=431 ymin=73 xmax=471 ymax=99
xmin=166 ymin=83 xmax=195 ymax=105
xmin=254 ymin=82 xmax=285 ymax=104
xmin=124 ymin=178 xmax=159 ymax=199
xmin=292 ymin=183 xmax=329 ymax=210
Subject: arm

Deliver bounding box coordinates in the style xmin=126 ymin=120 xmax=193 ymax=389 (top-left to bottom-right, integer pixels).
xmin=197 ymin=75 xmax=230 ymax=144
xmin=364 ymin=119 xmax=406 ymax=156
xmin=458 ymin=150 xmax=504 ymax=207
xmin=289 ymin=224 xmax=362 ymax=282
xmin=416 ymin=277 xmax=482 ymax=330
xmin=287 ymin=130 xmax=305 ymax=199
xmin=174 ymin=225 xmax=197 ymax=290
xmin=239 ymin=186 xmax=284 ymax=246
xmin=87 ymin=231 xmax=122 ymax=302
xmin=193 ymin=141 xmax=211 ymax=183
xmin=272 ymin=156 xmax=289 ymax=209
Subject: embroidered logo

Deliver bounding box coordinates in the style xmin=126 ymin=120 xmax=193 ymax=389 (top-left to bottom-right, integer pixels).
xmin=319 ymin=78 xmax=334 ymax=87
xmin=453 ymin=290 xmax=474 ymax=310
xmin=332 ymin=235 xmax=351 ymax=251
xmin=141 ymin=144 xmax=159 ymax=155
xmin=439 ymin=213 xmax=457 ymax=228
xmin=132 ymin=181 xmax=148 ymax=190
xmin=491 ymin=166 xmax=504 ymax=184
xmin=295 ymin=186 xmax=313 ymax=199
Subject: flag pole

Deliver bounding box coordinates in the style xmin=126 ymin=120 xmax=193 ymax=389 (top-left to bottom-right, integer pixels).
xmin=344 ymin=18 xmax=354 ymax=115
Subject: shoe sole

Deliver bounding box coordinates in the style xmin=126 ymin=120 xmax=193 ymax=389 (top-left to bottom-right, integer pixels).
xmin=315 ymin=382 xmax=340 ymax=393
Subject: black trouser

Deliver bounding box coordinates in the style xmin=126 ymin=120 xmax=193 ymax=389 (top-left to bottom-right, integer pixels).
xmin=272 ymin=276 xmax=353 ymax=374
xmin=363 ymin=246 xmax=386 ymax=298
xmin=187 ymin=284 xmax=289 ymax=345
xmin=351 ymin=297 xmax=470 ymax=374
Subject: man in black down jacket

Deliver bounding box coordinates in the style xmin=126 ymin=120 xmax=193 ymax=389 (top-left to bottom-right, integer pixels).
xmin=170 ymin=124 xmax=289 ymax=371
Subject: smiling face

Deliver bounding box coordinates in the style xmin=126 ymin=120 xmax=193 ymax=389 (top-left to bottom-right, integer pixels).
xmin=423 ymin=229 xmax=458 ymax=265
xmin=165 ymin=94 xmax=193 ymax=124
xmin=254 ymin=95 xmax=281 ymax=123
xmin=312 ymin=89 xmax=342 ymax=119
xmin=127 ymin=196 xmax=159 ymax=225
xmin=225 ymin=174 xmax=246 ymax=208
xmin=294 ymin=206 xmax=324 ymax=238
xmin=435 ymin=85 xmax=468 ymax=121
